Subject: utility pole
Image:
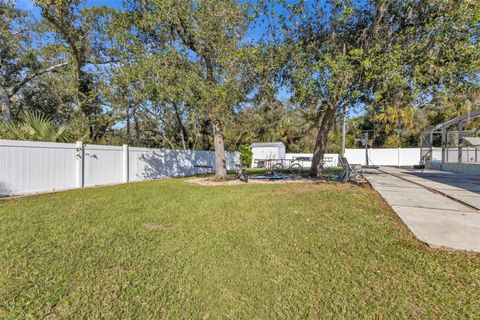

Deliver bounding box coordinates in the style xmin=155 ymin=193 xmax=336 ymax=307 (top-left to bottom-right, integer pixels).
xmin=341 ymin=106 xmax=348 ymax=156
xmin=364 ymin=132 xmax=369 ymax=166
xmin=341 ymin=43 xmax=347 ymax=156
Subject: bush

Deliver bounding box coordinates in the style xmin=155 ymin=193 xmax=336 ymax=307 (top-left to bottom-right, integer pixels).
xmin=239 ymin=144 xmax=253 ymax=167
xmin=384 ymin=135 xmax=400 ymax=147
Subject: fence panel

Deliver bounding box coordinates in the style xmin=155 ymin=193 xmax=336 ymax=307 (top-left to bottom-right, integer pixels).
xmin=84 ymin=144 xmax=125 ymax=187
xmin=129 ymin=148 xmax=239 ymax=181
xmin=396 ymin=148 xmax=421 ymax=166
xmin=225 ymin=152 xmax=240 ymax=170
xmin=345 ymin=148 xmax=421 ymax=166
xmin=0 ymin=139 xmax=240 ymax=196
xmin=0 ymin=140 xmax=77 ymax=196
xmin=128 ymin=148 xmax=218 ymax=181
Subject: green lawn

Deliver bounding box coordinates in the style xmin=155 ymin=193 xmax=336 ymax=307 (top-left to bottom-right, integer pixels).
xmin=0 ymin=179 xmax=479 ymax=319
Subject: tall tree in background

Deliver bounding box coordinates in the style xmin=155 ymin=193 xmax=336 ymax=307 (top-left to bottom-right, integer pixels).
xmin=281 ymin=1 xmax=366 ymax=176
xmin=168 ymin=0 xmax=255 ymax=178
xmin=119 ymin=0 xmax=255 ymax=178
xmin=108 ymin=3 xmax=211 ymax=150
xmin=363 ymin=0 xmax=479 ymax=144
xmin=34 ymin=0 xmax=116 ymax=140
xmin=0 ymin=1 xmax=68 ymax=121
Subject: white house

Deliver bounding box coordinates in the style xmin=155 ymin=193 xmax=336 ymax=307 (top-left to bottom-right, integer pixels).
xmin=250 ymin=142 xmax=286 ymax=167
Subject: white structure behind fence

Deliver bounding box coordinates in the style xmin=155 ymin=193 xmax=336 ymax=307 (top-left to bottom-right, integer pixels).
xmin=250 ymin=142 xmax=286 ymax=167
xmin=0 ymin=139 xmax=239 ymax=196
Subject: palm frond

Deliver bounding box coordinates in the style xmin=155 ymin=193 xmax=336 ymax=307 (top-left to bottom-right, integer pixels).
xmin=0 ymin=111 xmax=74 ymax=142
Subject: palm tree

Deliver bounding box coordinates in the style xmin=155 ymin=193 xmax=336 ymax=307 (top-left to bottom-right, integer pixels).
xmin=374 ymin=106 xmax=415 ymax=132
xmin=375 ymin=106 xmax=416 ymax=147
xmin=0 ymin=111 xmax=73 ymax=142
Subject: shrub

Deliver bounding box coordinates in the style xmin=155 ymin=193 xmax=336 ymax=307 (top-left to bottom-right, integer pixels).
xmin=239 ymin=144 xmax=253 ymax=167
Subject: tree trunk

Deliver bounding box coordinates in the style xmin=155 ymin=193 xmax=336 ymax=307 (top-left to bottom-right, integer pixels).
xmin=213 ymin=119 xmax=227 ymax=179
xmin=311 ymin=103 xmax=337 ymax=177
xmin=172 ymin=102 xmax=189 ymax=150
xmin=0 ymin=87 xmax=12 ymax=121
xmin=126 ymin=105 xmax=131 ymax=145
xmin=133 ymin=109 xmax=141 ymax=146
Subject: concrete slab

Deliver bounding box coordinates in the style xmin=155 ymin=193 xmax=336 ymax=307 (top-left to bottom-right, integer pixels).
xmin=365 ymin=168 xmax=480 ymax=253
xmin=378 ymin=190 xmax=471 ymax=211
xmin=392 ymin=206 xmax=480 ymax=252
xmin=380 ymin=167 xmax=480 ymax=210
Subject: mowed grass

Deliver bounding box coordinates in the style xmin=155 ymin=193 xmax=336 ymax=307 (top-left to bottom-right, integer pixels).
xmin=0 ymin=179 xmax=479 ymax=319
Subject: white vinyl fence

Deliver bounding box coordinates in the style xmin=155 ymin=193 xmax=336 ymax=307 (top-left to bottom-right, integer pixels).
xmin=0 ymin=139 xmax=239 ymax=196
xmin=345 ymin=148 xmax=421 ymax=166
xmin=253 ymin=149 xmax=421 ymax=169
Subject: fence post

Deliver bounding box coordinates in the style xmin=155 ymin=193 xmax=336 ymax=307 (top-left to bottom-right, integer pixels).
xmin=458 ymin=121 xmax=463 ymax=164
xmin=123 ymin=144 xmax=129 ymax=183
xmin=75 ymin=141 xmax=84 ymax=188
xmin=397 ymin=147 xmax=401 ymax=167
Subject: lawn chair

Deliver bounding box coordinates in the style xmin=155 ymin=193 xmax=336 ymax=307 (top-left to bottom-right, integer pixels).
xmin=338 ymin=156 xmax=362 ymax=183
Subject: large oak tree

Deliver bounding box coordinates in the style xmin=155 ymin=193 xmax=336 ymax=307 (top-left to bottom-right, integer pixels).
xmin=117 ymin=0 xmax=255 ymax=178
xmin=279 ymin=0 xmax=479 ymax=176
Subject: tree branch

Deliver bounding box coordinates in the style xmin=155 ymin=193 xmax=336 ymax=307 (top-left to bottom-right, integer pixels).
xmin=9 ymin=61 xmax=69 ymax=96
xmin=86 ymin=58 xmax=120 ymax=65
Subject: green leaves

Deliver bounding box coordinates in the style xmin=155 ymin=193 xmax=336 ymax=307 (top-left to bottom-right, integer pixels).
xmin=239 ymin=144 xmax=253 ymax=167
xmin=374 ymin=106 xmax=416 ymax=133
xmin=0 ymin=111 xmax=74 ymax=142
xmin=2 ymin=0 xmax=479 ymax=153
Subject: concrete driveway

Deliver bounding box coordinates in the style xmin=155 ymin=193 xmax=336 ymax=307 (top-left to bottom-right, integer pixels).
xmin=364 ymin=167 xmax=480 ymax=253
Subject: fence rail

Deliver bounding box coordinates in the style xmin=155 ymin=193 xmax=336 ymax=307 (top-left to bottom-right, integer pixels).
xmin=0 ymin=139 xmax=239 ymax=196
